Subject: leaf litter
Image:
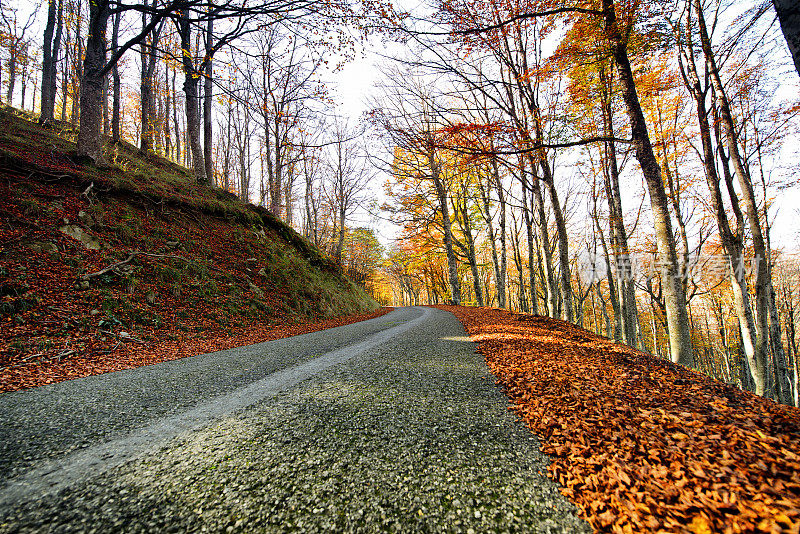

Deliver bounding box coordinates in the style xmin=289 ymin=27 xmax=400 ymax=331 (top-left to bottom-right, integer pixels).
xmin=439 ymin=305 xmax=800 ymax=534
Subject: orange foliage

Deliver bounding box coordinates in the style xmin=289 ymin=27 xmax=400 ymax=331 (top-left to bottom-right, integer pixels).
xmin=441 ymin=305 xmax=800 ymax=533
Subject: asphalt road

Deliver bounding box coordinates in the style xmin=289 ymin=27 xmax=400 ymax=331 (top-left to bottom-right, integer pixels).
xmin=0 ymin=306 xmax=589 ymax=533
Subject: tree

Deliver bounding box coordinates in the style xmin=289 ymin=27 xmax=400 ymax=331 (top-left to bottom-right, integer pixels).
xmin=327 ymin=117 xmax=371 ymax=265
xmin=599 ymin=0 xmax=694 ymax=367
xmin=774 ymin=0 xmax=800 ymax=78
xmin=39 ymin=0 xmax=63 ymax=124
xmin=72 ymin=0 xmax=371 ymax=166
xmin=138 ymin=0 xmax=164 ymax=153
xmin=1 ymin=5 xmax=36 ymax=107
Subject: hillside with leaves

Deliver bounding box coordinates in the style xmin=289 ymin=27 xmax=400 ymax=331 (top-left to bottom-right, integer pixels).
xmin=0 ymin=108 xmax=379 ymax=392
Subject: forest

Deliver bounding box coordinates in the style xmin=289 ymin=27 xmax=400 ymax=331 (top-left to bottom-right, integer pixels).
xmin=1 ymin=0 xmax=799 ymax=406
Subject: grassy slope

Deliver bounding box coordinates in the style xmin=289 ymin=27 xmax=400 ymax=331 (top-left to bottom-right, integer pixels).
xmin=0 ymin=107 xmax=377 ymax=388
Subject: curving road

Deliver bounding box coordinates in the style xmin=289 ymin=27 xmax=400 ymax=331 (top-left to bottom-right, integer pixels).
xmin=0 ymin=306 xmax=589 ymax=533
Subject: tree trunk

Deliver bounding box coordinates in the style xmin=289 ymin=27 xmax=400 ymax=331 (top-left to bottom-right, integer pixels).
xmin=173 ymin=67 xmax=181 ymax=164
xmin=694 ymin=0 xmax=775 ymax=392
xmin=458 ymin=187 xmax=484 ymax=307
xmin=40 ymin=0 xmax=57 ymax=122
xmin=178 ymin=13 xmax=208 ymax=185
xmin=774 ymin=0 xmax=800 ymax=79
xmin=164 ymin=70 xmax=171 ymax=156
xmin=520 ymin=160 xmax=538 ymax=315
xmin=599 ymin=67 xmax=640 ymax=347
xmin=21 ymin=63 xmax=29 ymax=109
xmin=479 ymin=170 xmax=503 ymax=308
xmin=592 ymin=189 xmax=623 ymax=342
xmin=71 ymin=5 xmax=83 ymax=126
xmin=430 ymin=145 xmax=461 ymax=305
xmin=528 ymin=156 xmax=557 ymax=317
xmin=544 ymin=176 xmax=573 ymax=322
xmin=511 ymin=222 xmax=529 ymax=312
xmin=603 ymin=0 xmax=693 ymax=367
xmin=495 ymin=157 xmax=508 ymax=310
xmin=336 ymin=200 xmax=346 ymax=265
xmin=203 ymin=17 xmax=214 ymax=184
xmin=6 ymin=50 xmax=17 ymax=104
xmin=40 ymin=0 xmax=63 ymax=123
xmin=76 ymin=0 xmax=110 ymax=162
xmin=139 ymin=0 xmax=155 ymax=152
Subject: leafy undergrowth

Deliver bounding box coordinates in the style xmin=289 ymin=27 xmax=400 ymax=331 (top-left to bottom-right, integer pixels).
xmin=0 ymin=108 xmax=379 ymax=392
xmin=438 ymin=305 xmax=800 ymax=534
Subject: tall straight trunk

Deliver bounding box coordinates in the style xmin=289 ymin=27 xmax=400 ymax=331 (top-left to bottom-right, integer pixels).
xmin=111 ymin=12 xmax=120 ymax=143
xmin=761 ymin=164 xmax=792 ymax=403
xmin=271 ymin=116 xmax=283 ymax=216
xmin=457 ymin=188 xmax=484 ymax=307
xmin=6 ymin=50 xmax=17 ymax=104
xmin=497 ymin=171 xmax=508 ymax=310
xmin=32 ymin=72 xmax=38 ymax=109
xmin=336 ymin=197 xmax=346 ymax=264
xmin=511 ymin=223 xmax=529 ymax=312
xmin=592 ymin=191 xmax=623 ymax=342
xmin=603 ymin=0 xmax=693 ymax=367
xmin=155 ymin=83 xmax=164 ymax=153
xmin=543 ymin=176 xmax=573 ymax=322
xmin=61 ymin=11 xmax=72 ymax=122
xmin=139 ymin=0 xmax=155 ymax=152
xmin=61 ymin=43 xmax=68 ymax=121
xmin=694 ymin=0 xmax=779 ymax=394
xmin=491 ymin=154 xmax=507 ymax=308
xmin=40 ymin=0 xmax=63 ymax=123
xmin=528 ymin=155 xmax=557 ymax=317
xmin=76 ymin=0 xmax=110 ymax=162
xmin=520 ymin=160 xmax=538 ymax=315
xmin=20 ymin=63 xmax=28 ymax=109
xmin=172 ymin=67 xmax=181 ymax=164
xmin=178 ymin=13 xmax=208 ymax=185
xmin=430 ymin=145 xmax=461 ymax=305
xmin=102 ymin=75 xmax=109 ymax=135
xmin=40 ymin=0 xmax=57 ymax=119
xmin=203 ymin=16 xmax=214 ymax=184
xmin=303 ymin=157 xmax=314 ymax=241
xmin=599 ymin=68 xmax=639 ymax=347
xmin=222 ymin=100 xmax=232 ymax=191
xmin=71 ymin=6 xmax=83 ymax=126
xmin=479 ymin=172 xmax=503 ymax=308
xmin=164 ymin=72 xmax=171 ymax=157
xmin=774 ymin=0 xmax=800 ymax=78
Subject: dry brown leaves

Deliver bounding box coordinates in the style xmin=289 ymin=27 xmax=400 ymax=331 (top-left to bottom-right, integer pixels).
xmin=438 ymin=305 xmax=800 ymax=534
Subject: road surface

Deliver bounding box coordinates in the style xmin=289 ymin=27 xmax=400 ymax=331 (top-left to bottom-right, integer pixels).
xmin=0 ymin=306 xmax=589 ymax=533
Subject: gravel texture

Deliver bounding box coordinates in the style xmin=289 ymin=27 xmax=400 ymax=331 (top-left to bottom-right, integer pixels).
xmin=0 ymin=307 xmax=590 ymax=533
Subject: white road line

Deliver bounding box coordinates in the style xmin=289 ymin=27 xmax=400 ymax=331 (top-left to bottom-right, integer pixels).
xmin=0 ymin=307 xmax=431 ymax=509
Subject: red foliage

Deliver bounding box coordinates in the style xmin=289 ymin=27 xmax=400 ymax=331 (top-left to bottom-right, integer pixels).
xmin=439 ymin=305 xmax=800 ymax=534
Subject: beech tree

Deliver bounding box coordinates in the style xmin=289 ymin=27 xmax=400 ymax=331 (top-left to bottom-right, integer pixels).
xmin=774 ymin=0 xmax=800 ymax=78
